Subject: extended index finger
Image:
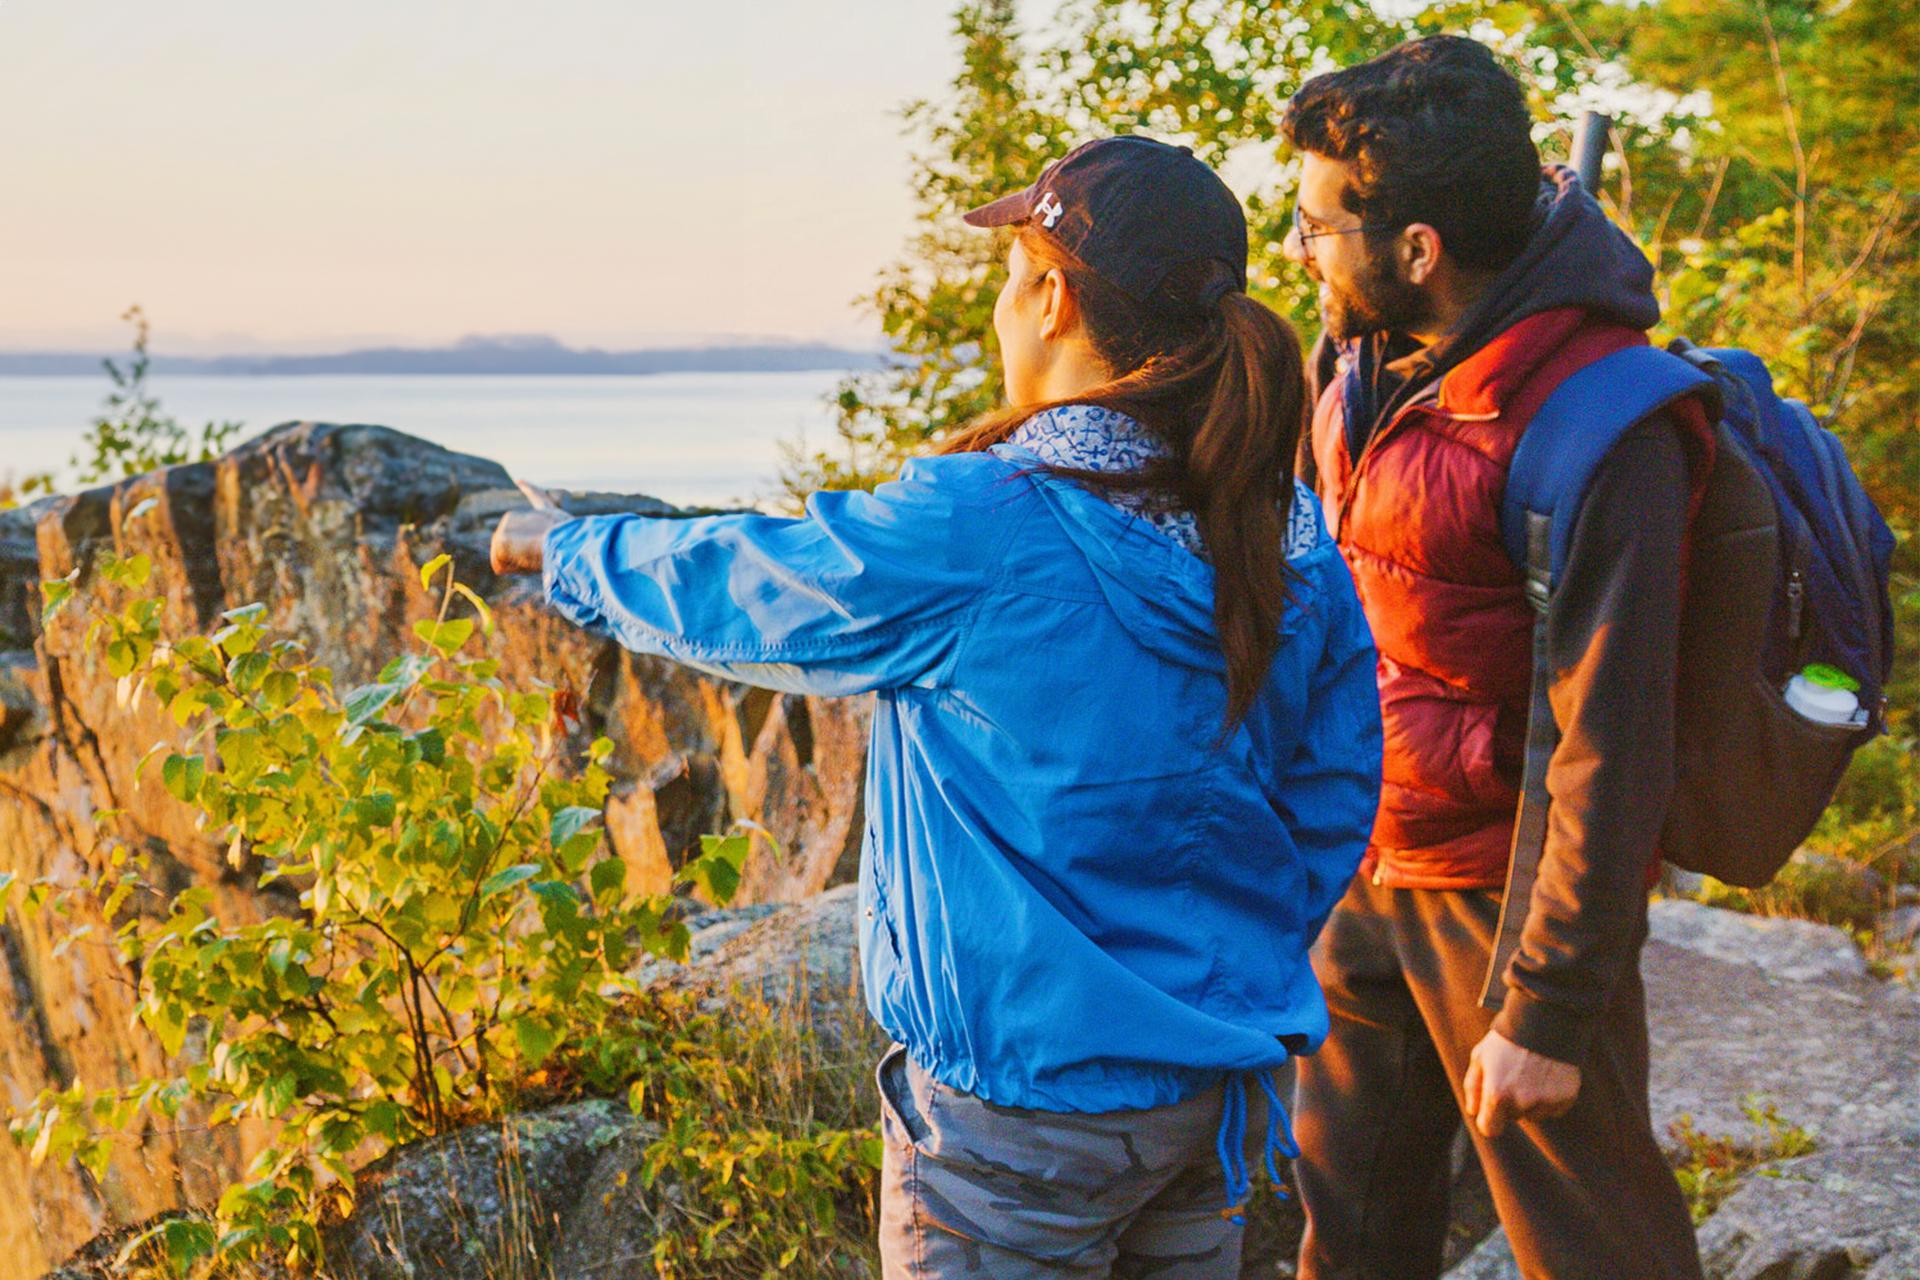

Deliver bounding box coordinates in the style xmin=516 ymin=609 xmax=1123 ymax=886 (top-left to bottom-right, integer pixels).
xmin=515 ymin=478 xmax=560 ymax=511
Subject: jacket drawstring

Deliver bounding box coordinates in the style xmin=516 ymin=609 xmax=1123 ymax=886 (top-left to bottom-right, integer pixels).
xmin=1215 ymin=1067 xmax=1302 ymax=1225
xmin=1215 ymin=1075 xmax=1250 ymax=1221
xmin=1255 ymin=1068 xmax=1301 ymax=1179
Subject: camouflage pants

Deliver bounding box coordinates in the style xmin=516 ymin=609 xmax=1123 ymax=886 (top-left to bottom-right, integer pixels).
xmin=876 ymin=1044 xmax=1253 ymax=1279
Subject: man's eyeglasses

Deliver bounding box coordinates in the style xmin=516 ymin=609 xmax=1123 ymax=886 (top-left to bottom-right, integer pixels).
xmin=1291 ymin=201 xmax=1389 ymax=249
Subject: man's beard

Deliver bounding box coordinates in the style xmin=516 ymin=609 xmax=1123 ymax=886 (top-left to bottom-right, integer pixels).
xmin=1320 ymin=251 xmax=1433 ymax=343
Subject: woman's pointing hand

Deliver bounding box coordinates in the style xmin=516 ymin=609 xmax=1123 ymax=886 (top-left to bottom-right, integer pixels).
xmin=491 ymin=479 xmax=568 ymax=575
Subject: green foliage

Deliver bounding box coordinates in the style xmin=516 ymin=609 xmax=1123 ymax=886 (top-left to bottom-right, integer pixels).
xmin=778 ymin=0 xmax=1427 ymax=503
xmin=0 ymin=470 xmax=56 ymax=511
xmin=1812 ymin=733 xmax=1920 ymax=869
xmin=1611 ymin=0 xmax=1920 ymax=766
xmin=72 ymin=306 xmax=244 ymax=486
xmin=1669 ymin=1096 xmax=1816 ymax=1224
xmin=1692 ymin=851 xmax=1882 ymax=935
xmin=112 ymin=1217 xmax=221 ymax=1279
xmin=6 ymin=549 xmax=750 ymax=1272
xmin=568 ymin=988 xmax=886 ymax=1279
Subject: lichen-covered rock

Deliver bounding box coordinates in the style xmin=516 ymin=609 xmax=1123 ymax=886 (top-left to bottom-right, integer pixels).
xmin=1446 ymin=1143 xmax=1920 ymax=1280
xmin=1443 ymin=1228 xmax=1518 ymax=1280
xmin=0 ymin=650 xmax=42 ymax=753
xmin=1695 ymin=1140 xmax=1920 ymax=1280
xmin=321 ymin=1099 xmax=633 ymax=1280
xmin=1644 ymin=907 xmax=1917 ymax=1150
xmin=1878 ymin=904 xmax=1920 ymax=947
xmin=1438 ymin=911 xmax=1920 ymax=1280
xmin=0 ymin=424 xmax=870 ymax=1280
xmin=543 ymin=1117 xmax=672 ymax=1280
xmin=0 ymin=505 xmax=44 ymax=652
xmin=667 ymin=882 xmax=864 ymax=1032
xmin=1648 ymin=897 xmax=1869 ymax=984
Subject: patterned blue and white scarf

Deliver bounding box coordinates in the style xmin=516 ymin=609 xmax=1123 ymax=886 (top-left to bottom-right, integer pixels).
xmin=1009 ymin=403 xmax=1320 ymax=562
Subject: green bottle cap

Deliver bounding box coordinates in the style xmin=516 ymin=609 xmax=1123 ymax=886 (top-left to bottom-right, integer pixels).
xmin=1800 ymin=663 xmax=1860 ymax=692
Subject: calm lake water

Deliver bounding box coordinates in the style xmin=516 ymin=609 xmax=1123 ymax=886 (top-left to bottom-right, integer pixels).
xmin=0 ymin=372 xmax=854 ymax=508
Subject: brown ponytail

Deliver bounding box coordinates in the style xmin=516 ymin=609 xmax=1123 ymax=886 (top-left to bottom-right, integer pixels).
xmin=941 ymin=227 xmax=1309 ymax=730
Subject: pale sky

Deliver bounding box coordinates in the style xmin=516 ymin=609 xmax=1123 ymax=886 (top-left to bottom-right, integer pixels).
xmin=0 ymin=2 xmax=984 ymax=354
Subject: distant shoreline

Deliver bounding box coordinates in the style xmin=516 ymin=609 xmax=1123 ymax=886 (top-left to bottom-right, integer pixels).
xmin=0 ymin=368 xmax=850 ymax=507
xmin=0 ymin=338 xmax=887 ymax=378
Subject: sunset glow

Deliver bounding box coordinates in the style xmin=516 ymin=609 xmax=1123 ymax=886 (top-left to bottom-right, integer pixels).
xmin=1 ymin=1 xmax=960 ymax=354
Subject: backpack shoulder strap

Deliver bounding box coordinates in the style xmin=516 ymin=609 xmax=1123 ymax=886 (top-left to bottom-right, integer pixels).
xmin=1479 ymin=344 xmax=1717 ymax=1012
xmin=1500 ymin=344 xmax=1718 ymax=587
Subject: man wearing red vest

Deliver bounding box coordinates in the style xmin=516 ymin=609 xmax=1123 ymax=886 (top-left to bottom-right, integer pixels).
xmin=1281 ymin=36 xmax=1708 ymax=1280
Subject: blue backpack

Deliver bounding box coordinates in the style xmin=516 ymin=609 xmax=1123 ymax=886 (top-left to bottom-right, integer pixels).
xmin=1482 ymin=340 xmax=1896 ymax=1006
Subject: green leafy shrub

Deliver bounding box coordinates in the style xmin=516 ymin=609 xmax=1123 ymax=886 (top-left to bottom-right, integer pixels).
xmin=563 ymin=984 xmax=886 ymax=1279
xmin=73 ymin=306 xmax=243 ymax=486
xmin=2 ymin=305 xmax=243 ymax=509
xmin=1691 ymin=850 xmax=1884 ymax=936
xmin=1814 ymin=733 xmax=1920 ymax=867
xmin=10 ymin=547 xmax=748 ymax=1272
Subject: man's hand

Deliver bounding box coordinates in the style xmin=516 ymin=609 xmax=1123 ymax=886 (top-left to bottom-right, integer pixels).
xmin=491 ymin=480 xmax=567 ymax=575
xmin=1462 ymin=1029 xmax=1581 ymax=1138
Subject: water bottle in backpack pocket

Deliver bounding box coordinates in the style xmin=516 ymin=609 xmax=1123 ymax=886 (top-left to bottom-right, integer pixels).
xmin=1783 ymin=664 xmax=1867 ymax=727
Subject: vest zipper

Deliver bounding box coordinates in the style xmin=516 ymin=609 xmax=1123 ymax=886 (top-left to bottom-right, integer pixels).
xmin=1347 ymin=383 xmax=1446 ymax=491
xmin=1787 ymin=569 xmax=1805 ymax=641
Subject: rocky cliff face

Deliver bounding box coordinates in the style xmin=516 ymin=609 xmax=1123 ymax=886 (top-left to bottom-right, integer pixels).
xmin=0 ymin=423 xmax=869 ymax=1280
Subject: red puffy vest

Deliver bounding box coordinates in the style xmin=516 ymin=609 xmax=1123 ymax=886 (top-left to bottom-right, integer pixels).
xmin=1311 ymin=307 xmax=1653 ymax=889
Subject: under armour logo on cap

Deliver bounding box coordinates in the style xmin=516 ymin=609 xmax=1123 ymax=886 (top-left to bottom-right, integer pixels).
xmin=961 ymin=136 xmax=1249 ymax=303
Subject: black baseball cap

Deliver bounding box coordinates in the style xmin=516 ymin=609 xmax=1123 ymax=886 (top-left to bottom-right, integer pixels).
xmin=963 ymin=135 xmax=1249 ymax=303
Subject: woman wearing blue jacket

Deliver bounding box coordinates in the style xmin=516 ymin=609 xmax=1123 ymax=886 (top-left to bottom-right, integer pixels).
xmin=493 ymin=136 xmax=1380 ymax=1278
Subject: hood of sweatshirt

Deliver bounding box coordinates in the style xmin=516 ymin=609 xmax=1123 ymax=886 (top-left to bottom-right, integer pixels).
xmin=993 ymin=419 xmax=1330 ymax=677
xmin=1448 ymin=163 xmax=1660 ymax=344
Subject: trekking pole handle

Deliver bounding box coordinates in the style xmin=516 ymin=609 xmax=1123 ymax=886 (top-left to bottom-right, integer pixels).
xmin=1573 ymin=110 xmax=1613 ymax=193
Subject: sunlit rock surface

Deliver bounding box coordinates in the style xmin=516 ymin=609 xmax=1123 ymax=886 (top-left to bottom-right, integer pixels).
xmin=1444 ymin=899 xmax=1919 ymax=1280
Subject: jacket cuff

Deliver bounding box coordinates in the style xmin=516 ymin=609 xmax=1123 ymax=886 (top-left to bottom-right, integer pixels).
xmin=541 ymin=517 xmax=595 ymax=617
xmin=1491 ymin=984 xmax=1595 ymax=1065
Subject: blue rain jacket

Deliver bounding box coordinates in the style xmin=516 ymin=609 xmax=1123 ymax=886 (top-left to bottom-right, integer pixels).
xmin=543 ymin=442 xmax=1381 ymax=1122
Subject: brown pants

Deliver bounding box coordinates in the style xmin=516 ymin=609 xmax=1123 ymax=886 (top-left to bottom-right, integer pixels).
xmin=1292 ymin=879 xmax=1703 ymax=1280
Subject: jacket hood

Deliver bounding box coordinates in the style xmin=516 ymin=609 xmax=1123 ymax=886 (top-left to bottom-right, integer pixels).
xmin=1452 ymin=164 xmax=1660 ymax=347
xmin=994 ymin=441 xmax=1328 ymax=674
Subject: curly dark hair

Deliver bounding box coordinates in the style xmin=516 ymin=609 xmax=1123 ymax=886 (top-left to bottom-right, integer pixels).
xmin=1281 ymin=35 xmax=1540 ymax=272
